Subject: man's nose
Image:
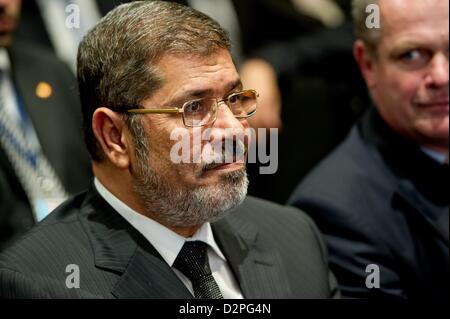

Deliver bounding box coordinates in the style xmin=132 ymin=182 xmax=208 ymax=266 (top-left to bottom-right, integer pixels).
xmin=213 ymin=101 xmax=247 ymax=130
xmin=426 ymin=53 xmax=449 ymax=88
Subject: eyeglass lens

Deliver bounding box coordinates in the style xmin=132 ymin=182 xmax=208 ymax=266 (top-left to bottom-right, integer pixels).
xmin=183 ymin=91 xmax=257 ymax=126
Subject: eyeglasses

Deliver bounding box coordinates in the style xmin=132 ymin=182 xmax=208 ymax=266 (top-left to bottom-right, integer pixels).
xmin=126 ymin=90 xmax=258 ymax=127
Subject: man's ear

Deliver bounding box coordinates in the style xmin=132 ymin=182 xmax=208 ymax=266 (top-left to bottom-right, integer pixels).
xmin=92 ymin=108 xmax=131 ymax=169
xmin=353 ymin=40 xmax=378 ymax=90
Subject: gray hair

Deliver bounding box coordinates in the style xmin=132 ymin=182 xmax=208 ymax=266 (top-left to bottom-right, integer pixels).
xmin=352 ymin=0 xmax=381 ymax=54
xmin=77 ymin=0 xmax=231 ymax=162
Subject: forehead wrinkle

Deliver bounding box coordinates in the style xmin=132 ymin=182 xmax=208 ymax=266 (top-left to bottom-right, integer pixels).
xmin=166 ymin=67 xmax=239 ymax=102
xmin=143 ymin=51 xmax=239 ymax=110
xmin=180 ymin=74 xmax=241 ymax=94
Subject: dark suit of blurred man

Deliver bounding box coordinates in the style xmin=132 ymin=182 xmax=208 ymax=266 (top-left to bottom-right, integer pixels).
xmin=0 ymin=0 xmax=91 ymax=251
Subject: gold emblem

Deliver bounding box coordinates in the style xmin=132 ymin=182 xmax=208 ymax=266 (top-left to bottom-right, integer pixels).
xmin=35 ymin=82 xmax=53 ymax=99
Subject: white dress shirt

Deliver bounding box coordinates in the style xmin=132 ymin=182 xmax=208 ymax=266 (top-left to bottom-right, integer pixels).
xmin=94 ymin=178 xmax=244 ymax=299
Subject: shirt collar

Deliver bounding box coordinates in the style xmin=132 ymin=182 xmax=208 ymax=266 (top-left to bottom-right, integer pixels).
xmin=0 ymin=48 xmax=11 ymax=71
xmin=421 ymin=147 xmax=449 ymax=165
xmin=93 ymin=178 xmax=226 ymax=266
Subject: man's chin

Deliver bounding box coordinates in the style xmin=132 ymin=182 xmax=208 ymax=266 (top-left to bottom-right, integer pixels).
xmin=174 ymin=173 xmax=248 ymax=227
xmin=414 ymin=126 xmax=449 ymax=152
xmin=417 ymin=118 xmax=448 ymax=138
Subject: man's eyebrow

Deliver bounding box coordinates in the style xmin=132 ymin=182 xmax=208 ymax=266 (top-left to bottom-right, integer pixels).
xmin=187 ymin=79 xmax=242 ymax=98
xmin=392 ymin=42 xmax=421 ymax=53
xmin=166 ymin=89 xmax=213 ymax=108
xmin=227 ymin=79 xmax=243 ymax=93
xmin=172 ymin=79 xmax=243 ymax=106
xmin=390 ymin=38 xmax=447 ymax=55
xmin=183 ymin=88 xmax=214 ymax=99
xmin=387 ymin=42 xmax=423 ymax=59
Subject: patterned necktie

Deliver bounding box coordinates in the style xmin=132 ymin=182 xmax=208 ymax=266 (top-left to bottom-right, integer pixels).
xmin=0 ymin=71 xmax=68 ymax=221
xmin=173 ymin=241 xmax=224 ymax=299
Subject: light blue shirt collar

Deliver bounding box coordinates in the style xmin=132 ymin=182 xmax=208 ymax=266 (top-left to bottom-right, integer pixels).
xmin=421 ymin=147 xmax=448 ymax=165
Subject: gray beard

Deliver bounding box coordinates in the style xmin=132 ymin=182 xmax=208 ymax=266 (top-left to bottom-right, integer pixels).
xmin=132 ymin=157 xmax=248 ymax=228
xmin=127 ymin=116 xmax=248 ymax=228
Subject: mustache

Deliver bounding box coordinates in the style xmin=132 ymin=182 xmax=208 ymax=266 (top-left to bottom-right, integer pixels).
xmin=201 ymin=138 xmax=246 ymax=170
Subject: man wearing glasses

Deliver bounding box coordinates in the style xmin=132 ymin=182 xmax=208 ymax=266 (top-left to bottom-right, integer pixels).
xmin=0 ymin=1 xmax=338 ymax=299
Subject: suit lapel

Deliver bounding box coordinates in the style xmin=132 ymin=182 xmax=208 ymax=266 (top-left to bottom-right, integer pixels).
xmin=212 ymin=213 xmax=292 ymax=298
xmin=0 ymin=146 xmax=14 ymax=175
xmin=111 ymin=247 xmax=192 ymax=299
xmin=395 ymin=181 xmax=449 ymax=245
xmin=80 ymin=187 xmax=192 ymax=299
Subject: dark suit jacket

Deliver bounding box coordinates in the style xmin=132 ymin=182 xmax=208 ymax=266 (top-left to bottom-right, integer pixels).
xmin=0 ymin=42 xmax=92 ymax=251
xmin=288 ymin=108 xmax=449 ymax=299
xmin=0 ymin=185 xmax=339 ymax=298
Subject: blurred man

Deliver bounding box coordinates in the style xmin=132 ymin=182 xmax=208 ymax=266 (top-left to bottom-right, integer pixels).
xmin=0 ymin=1 xmax=338 ymax=299
xmin=0 ymin=0 xmax=21 ymax=47
xmin=289 ymin=0 xmax=449 ymax=299
xmin=0 ymin=0 xmax=91 ymax=251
